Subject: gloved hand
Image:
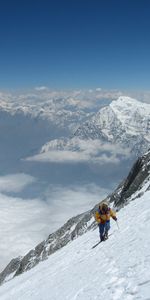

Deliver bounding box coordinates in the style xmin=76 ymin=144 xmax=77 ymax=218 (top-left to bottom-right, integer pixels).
xmin=113 ymin=216 xmax=117 ymax=221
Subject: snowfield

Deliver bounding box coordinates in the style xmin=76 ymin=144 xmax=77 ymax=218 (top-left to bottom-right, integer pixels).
xmin=0 ymin=188 xmax=150 ymax=299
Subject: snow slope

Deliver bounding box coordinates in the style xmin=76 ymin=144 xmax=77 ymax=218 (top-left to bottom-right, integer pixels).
xmin=0 ymin=188 xmax=150 ymax=299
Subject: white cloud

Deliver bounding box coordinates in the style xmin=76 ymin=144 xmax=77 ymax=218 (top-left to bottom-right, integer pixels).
xmin=26 ymin=150 xmax=90 ymax=163
xmin=96 ymin=87 xmax=102 ymax=92
xmin=0 ymin=174 xmax=36 ymax=193
xmin=0 ymin=193 xmax=51 ymax=271
xmin=44 ymin=183 xmax=110 ymax=230
xmin=34 ymin=86 xmax=48 ymax=91
xmin=0 ymin=182 xmax=109 ymax=272
xmin=26 ymin=139 xmax=131 ymax=165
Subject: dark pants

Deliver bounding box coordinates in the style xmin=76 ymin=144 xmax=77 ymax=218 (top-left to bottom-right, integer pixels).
xmin=98 ymin=221 xmax=110 ymax=240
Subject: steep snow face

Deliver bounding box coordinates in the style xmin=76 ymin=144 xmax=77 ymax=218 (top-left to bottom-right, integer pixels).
xmin=0 ymin=187 xmax=150 ymax=299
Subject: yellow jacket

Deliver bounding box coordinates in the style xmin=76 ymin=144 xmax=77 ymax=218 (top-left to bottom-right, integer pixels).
xmin=95 ymin=206 xmax=117 ymax=224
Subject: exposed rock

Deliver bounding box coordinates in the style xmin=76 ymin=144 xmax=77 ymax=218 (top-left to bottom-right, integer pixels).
xmin=110 ymin=149 xmax=150 ymax=208
xmin=0 ymin=257 xmax=22 ymax=285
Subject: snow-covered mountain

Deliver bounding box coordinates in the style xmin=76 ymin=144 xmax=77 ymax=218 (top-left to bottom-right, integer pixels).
xmin=74 ymin=96 xmax=150 ymax=153
xmin=30 ymin=96 xmax=150 ymax=165
xmin=0 ymin=149 xmax=149 ymax=287
xmin=0 ymin=93 xmax=92 ymax=133
xmin=74 ymin=96 xmax=150 ymax=154
xmin=1 ymin=94 xmax=149 ymax=167
xmin=1 ymin=94 xmax=149 ymax=161
xmin=0 ymin=150 xmax=149 ymax=299
xmin=0 ymin=92 xmax=92 ymax=174
xmin=0 ymin=92 xmax=93 ymax=166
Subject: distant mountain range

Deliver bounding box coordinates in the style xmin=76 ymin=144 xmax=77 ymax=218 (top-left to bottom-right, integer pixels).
xmin=0 ymin=94 xmax=92 ymax=134
xmin=0 ymin=94 xmax=149 ymax=183
xmin=28 ymin=96 xmax=150 ymax=163
xmin=1 ymin=95 xmax=149 ymax=159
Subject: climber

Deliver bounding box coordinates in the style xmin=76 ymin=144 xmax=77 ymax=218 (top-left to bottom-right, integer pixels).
xmin=95 ymin=202 xmax=117 ymax=242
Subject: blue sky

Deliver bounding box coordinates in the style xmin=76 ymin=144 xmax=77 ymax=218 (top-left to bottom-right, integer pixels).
xmin=0 ymin=0 xmax=150 ymax=90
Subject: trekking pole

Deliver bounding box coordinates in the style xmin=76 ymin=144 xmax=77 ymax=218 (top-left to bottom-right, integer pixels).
xmin=116 ymin=220 xmax=120 ymax=230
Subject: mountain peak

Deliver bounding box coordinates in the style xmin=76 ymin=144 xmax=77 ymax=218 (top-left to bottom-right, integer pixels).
xmin=115 ymin=95 xmax=139 ymax=103
xmin=109 ymin=96 xmax=150 ymax=128
xmin=111 ymin=95 xmax=150 ymax=110
xmin=73 ymin=95 xmax=150 ymax=155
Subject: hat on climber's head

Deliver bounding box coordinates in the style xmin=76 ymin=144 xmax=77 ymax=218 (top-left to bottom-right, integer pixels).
xmin=101 ymin=202 xmax=108 ymax=213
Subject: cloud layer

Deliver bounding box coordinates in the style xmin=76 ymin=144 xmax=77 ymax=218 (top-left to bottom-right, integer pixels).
xmin=26 ymin=139 xmax=131 ymax=165
xmin=0 ymin=193 xmax=51 ymax=271
xmin=0 ymin=174 xmax=36 ymax=193
xmin=0 ymin=174 xmax=110 ymax=272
